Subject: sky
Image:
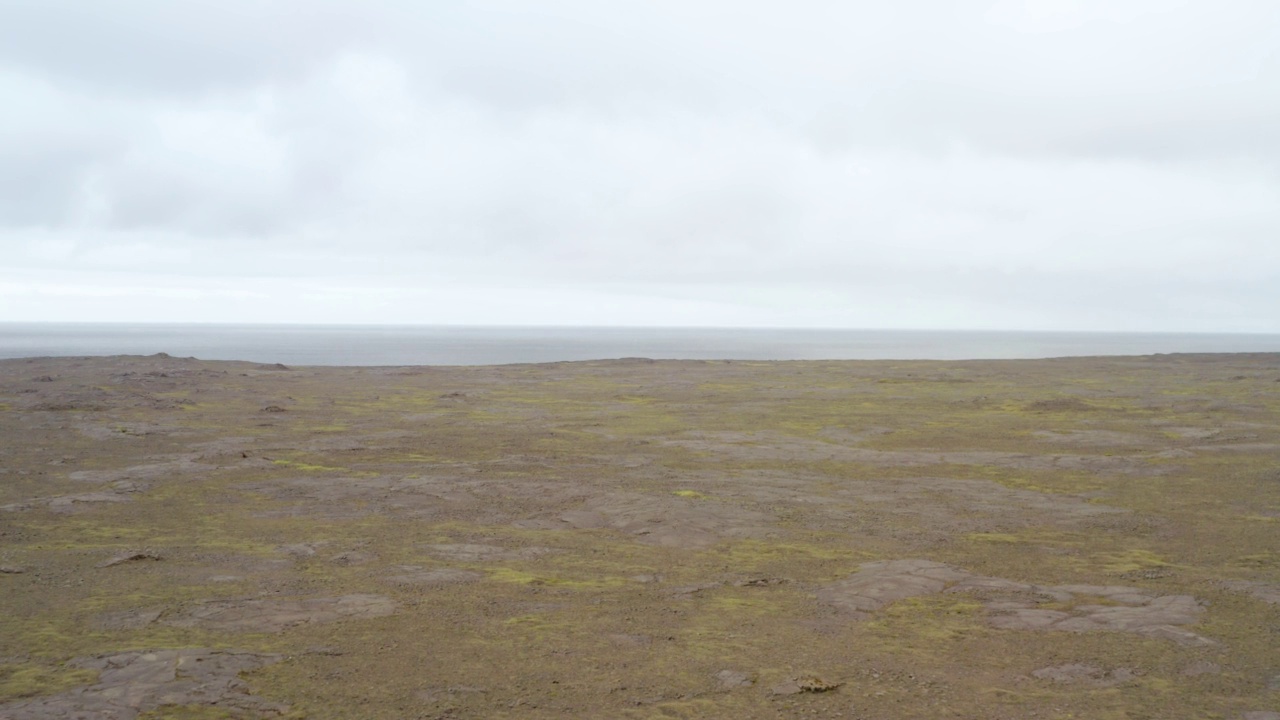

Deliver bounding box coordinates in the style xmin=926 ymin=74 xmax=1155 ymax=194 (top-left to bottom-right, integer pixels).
xmin=1 ymin=1 xmax=1278 ymax=331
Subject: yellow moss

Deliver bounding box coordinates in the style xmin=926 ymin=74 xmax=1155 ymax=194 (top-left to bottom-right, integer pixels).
xmin=671 ymin=490 xmax=706 ymax=499
xmin=502 ymin=614 xmax=558 ymax=632
xmin=615 ymin=395 xmax=656 ymax=404
xmin=271 ymin=459 xmax=344 ymax=472
xmin=1232 ymin=553 xmax=1279 ymax=568
xmin=0 ymin=664 xmax=98 ymax=700
xmin=866 ymin=595 xmax=985 ymax=644
xmin=1095 ymin=549 xmax=1169 ymax=574
xmin=966 ymin=532 xmax=1022 ymax=543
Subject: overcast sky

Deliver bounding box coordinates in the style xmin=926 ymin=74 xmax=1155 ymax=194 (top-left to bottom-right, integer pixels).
xmin=1 ymin=1 xmax=1278 ymax=330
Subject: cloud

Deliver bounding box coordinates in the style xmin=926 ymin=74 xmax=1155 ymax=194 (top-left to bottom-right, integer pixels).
xmin=0 ymin=1 xmax=1277 ymax=330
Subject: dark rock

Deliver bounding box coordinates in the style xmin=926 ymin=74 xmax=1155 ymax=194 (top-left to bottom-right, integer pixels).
xmin=96 ymin=550 xmax=162 ymax=568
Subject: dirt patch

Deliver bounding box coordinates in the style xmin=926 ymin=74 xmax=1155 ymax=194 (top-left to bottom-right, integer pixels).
xmin=164 ymin=594 xmax=397 ymax=633
xmin=1166 ymin=427 xmax=1222 ymax=440
xmin=2 ymin=481 xmax=150 ymax=514
xmin=818 ymin=559 xmax=1213 ymax=646
xmin=0 ymin=649 xmax=286 ymax=719
xmin=608 ymin=633 xmax=653 ymax=648
xmin=1030 ymin=663 xmax=1139 ymax=686
xmin=1032 ymin=430 xmax=1150 ymax=447
xmin=550 ymin=491 xmax=770 ymax=548
xmin=68 ymin=458 xmax=216 ymax=484
xmin=833 ymin=475 xmax=1122 ymax=526
xmin=92 ymin=608 xmax=165 ymax=631
xmin=330 ymin=550 xmax=376 ymax=565
xmin=1026 ymin=398 xmax=1099 ymax=412
xmin=3 ymin=492 xmax=129 ymax=514
xmin=384 ymin=567 xmax=484 ymax=587
xmin=1220 ymin=580 xmax=1280 ymax=605
xmin=663 ymin=469 xmax=1122 ymax=544
xmin=240 ymin=475 xmax=487 ymax=519
xmin=277 ymin=542 xmax=325 ymax=559
xmin=666 ymin=430 xmax=1166 ymax=475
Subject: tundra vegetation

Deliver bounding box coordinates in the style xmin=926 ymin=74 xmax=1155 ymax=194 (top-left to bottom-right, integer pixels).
xmin=0 ymin=353 xmax=1278 ymax=719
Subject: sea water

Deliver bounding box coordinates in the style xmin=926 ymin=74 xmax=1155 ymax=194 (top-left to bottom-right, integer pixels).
xmin=2 ymin=324 xmax=1279 ymax=366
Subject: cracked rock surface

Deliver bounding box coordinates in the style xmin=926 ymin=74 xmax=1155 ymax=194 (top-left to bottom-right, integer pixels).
xmin=0 ymin=650 xmax=286 ymax=719
xmin=818 ymin=559 xmax=1213 ymax=646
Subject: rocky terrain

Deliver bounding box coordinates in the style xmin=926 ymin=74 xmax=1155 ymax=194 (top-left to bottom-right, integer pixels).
xmin=1 ymin=353 xmax=1278 ymax=718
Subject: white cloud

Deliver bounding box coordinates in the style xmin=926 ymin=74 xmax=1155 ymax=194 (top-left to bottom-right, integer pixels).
xmin=0 ymin=1 xmax=1277 ymax=330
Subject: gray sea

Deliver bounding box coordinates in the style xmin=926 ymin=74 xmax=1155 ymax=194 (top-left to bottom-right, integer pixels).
xmin=2 ymin=324 xmax=1279 ymax=366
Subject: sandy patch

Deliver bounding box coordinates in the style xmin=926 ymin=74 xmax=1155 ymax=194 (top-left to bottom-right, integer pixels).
xmin=384 ymin=567 xmax=484 ymax=587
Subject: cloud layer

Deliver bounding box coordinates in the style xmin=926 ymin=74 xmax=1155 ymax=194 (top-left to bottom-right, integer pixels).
xmin=2 ymin=1 xmax=1278 ymax=329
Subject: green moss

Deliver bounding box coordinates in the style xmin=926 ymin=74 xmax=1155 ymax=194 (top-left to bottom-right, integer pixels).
xmin=0 ymin=664 xmax=98 ymax=700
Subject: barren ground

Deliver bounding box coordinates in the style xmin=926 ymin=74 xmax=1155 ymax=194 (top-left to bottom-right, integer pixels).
xmin=1 ymin=353 xmax=1278 ymax=719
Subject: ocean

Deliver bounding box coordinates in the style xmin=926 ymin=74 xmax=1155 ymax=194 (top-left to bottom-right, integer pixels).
xmin=3 ymin=324 xmax=1280 ymax=366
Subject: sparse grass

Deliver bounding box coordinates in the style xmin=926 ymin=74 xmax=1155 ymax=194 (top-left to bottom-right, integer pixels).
xmin=1 ymin=354 xmax=1277 ymax=718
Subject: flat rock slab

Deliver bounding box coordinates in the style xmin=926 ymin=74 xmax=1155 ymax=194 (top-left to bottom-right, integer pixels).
xmin=2 ymin=481 xmax=149 ymax=514
xmin=165 ymin=594 xmax=397 ymax=633
xmin=1031 ymin=664 xmax=1139 ymax=686
xmin=93 ymin=608 xmax=164 ymax=631
xmin=817 ymin=559 xmax=1213 ymax=646
xmin=68 ymin=458 xmax=214 ymax=484
xmin=714 ymin=669 xmax=755 ymax=689
xmin=607 ymin=633 xmax=653 ymax=648
xmin=421 ymin=543 xmax=558 ymax=562
xmin=0 ymin=649 xmax=285 ymax=719
xmin=1221 ymin=580 xmax=1280 ymax=605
